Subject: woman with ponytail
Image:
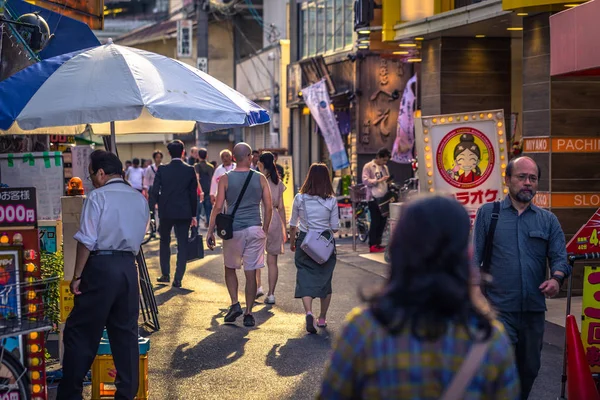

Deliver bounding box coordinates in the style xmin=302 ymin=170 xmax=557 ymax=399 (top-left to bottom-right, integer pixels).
xmin=256 ymin=152 xmax=287 ymax=304
xmin=319 ymin=195 xmax=518 ymax=400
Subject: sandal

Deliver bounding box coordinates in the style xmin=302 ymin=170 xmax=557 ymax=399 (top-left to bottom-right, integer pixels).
xmin=317 ymin=318 xmax=327 ymax=328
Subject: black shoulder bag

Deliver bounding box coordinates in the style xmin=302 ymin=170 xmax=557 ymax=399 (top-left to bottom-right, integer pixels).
xmin=215 ymin=171 xmax=254 ymax=240
xmin=481 ymin=201 xmax=500 ymax=292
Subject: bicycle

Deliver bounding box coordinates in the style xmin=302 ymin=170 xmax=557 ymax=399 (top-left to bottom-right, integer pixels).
xmin=355 ymin=201 xmax=370 ymax=243
xmin=141 ymin=212 xmax=157 ymax=245
xmin=0 ymin=276 xmax=59 ymax=399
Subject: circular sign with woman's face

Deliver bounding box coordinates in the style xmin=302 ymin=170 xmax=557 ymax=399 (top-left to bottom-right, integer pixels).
xmin=436 ymin=127 xmax=495 ymax=189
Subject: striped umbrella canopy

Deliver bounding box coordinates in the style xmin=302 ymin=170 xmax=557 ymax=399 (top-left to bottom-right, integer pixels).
xmin=0 ymin=39 xmax=270 ymax=138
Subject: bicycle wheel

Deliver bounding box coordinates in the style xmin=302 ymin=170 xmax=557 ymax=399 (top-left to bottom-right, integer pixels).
xmin=357 ymin=221 xmax=369 ymax=242
xmin=141 ymin=219 xmax=156 ymax=245
xmin=0 ymin=347 xmax=30 ymax=400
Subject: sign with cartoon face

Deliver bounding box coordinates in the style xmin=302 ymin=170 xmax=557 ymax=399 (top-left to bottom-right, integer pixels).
xmin=415 ymin=110 xmax=509 ymax=225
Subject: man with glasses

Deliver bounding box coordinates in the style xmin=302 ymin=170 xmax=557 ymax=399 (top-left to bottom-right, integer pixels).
xmin=473 ymin=156 xmax=570 ymax=400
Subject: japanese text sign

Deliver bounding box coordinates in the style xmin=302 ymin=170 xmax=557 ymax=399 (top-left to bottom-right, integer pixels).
xmin=60 ymin=280 xmax=74 ymax=323
xmin=0 ymin=187 xmax=37 ymax=227
xmin=566 ymin=208 xmax=600 ymax=255
xmin=415 ymin=110 xmax=509 ymax=225
xmin=582 ymin=266 xmax=600 ymax=373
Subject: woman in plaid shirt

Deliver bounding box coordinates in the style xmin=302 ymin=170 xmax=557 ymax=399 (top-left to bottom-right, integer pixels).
xmin=319 ymin=195 xmax=519 ymax=399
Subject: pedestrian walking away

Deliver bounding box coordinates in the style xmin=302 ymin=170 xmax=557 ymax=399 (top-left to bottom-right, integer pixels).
xmin=57 ymin=150 xmax=149 ymax=400
xmin=289 ymin=163 xmax=339 ymax=334
xmin=210 ymin=149 xmax=236 ymax=205
xmin=125 ymin=157 xmax=144 ymax=192
xmin=256 ymin=151 xmax=287 ymax=304
xmin=206 ymin=142 xmax=272 ymax=328
xmin=143 ymin=150 xmax=163 ymax=232
xmin=195 ymin=148 xmax=214 ymax=229
xmin=361 ymin=148 xmax=391 ymax=253
xmin=151 ymin=140 xmax=201 ymax=288
xmin=473 ymin=156 xmax=571 ymax=400
xmin=319 ymin=195 xmax=519 ymax=400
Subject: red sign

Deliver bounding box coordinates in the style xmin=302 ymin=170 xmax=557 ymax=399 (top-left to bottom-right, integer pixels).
xmin=566 ymin=208 xmax=600 ymax=254
xmin=0 ymin=188 xmax=37 ymax=227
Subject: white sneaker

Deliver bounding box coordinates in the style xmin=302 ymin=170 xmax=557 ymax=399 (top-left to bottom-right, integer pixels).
xmin=264 ymin=294 xmax=275 ymax=304
xmin=256 ymin=287 xmax=264 ymax=298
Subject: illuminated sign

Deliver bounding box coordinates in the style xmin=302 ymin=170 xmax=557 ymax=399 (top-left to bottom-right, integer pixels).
xmin=415 ymin=110 xmax=509 ymax=226
xmin=523 ymin=137 xmax=600 ymax=153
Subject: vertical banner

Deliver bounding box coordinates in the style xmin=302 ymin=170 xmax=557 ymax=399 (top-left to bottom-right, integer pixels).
xmin=415 ymin=110 xmax=509 ymax=226
xmin=302 ymin=80 xmax=349 ymax=171
xmin=392 ymin=74 xmax=417 ymax=164
xmin=177 ymin=20 xmax=192 ymax=59
xmin=71 ymin=146 xmax=94 ymax=194
xmin=277 ymin=155 xmax=294 ymax=226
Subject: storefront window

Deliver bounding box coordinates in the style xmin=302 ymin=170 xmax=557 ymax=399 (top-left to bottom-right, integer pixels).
xmin=316 ymin=0 xmax=326 ymax=55
xmin=334 ymin=0 xmax=343 ymax=50
xmin=326 ymin=0 xmax=334 ymax=52
xmin=308 ymin=2 xmax=316 ymax=56
xmin=300 ymin=0 xmax=353 ymax=58
xmin=344 ymin=0 xmax=353 ymax=48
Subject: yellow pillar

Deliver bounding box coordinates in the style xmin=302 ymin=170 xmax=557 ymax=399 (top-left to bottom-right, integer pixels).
xmin=381 ymin=0 xmax=401 ymax=42
xmin=279 ymin=39 xmax=291 ymax=151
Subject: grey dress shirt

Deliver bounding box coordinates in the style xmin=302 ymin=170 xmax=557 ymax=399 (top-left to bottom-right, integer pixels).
xmin=473 ymin=196 xmax=570 ymax=312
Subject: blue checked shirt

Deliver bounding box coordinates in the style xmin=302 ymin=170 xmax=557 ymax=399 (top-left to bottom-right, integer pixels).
xmin=473 ymin=196 xmax=570 ymax=312
xmin=319 ymin=307 xmax=519 ymax=400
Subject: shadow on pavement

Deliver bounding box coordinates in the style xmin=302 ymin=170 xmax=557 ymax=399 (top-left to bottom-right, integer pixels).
xmin=266 ymin=333 xmax=332 ymax=377
xmin=169 ymin=307 xmax=274 ymax=378
xmin=154 ymin=287 xmax=194 ymax=307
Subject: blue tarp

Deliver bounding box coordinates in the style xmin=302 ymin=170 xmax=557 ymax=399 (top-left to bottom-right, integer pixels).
xmin=5 ymin=0 xmax=100 ymax=59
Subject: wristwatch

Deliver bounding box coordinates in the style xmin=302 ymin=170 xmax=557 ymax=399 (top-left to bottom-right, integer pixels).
xmin=72 ymin=275 xmax=81 ymax=281
xmin=551 ymin=274 xmax=565 ymax=286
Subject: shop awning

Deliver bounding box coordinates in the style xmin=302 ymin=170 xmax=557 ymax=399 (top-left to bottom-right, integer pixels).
xmin=115 ymin=20 xmax=178 ymax=47
xmin=550 ymin=0 xmax=600 ymax=77
xmin=6 ymin=0 xmax=100 ymax=59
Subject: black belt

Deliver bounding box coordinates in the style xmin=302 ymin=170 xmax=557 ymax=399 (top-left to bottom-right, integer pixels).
xmin=90 ymin=250 xmax=135 ymax=257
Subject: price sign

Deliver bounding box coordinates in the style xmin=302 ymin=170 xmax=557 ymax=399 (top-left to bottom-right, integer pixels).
xmin=566 ymin=208 xmax=600 ymax=254
xmin=0 ymin=188 xmax=37 ymax=227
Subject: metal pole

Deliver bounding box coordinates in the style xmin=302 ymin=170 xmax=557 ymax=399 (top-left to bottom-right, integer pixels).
xmin=110 ymin=121 xmax=117 ymax=155
xmin=352 ymin=201 xmax=356 ymax=251
xmin=559 ymin=258 xmax=576 ymax=400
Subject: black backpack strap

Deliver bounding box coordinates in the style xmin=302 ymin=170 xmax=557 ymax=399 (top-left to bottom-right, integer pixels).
xmin=229 ymin=170 xmax=254 ymax=218
xmin=481 ymin=201 xmax=500 ymax=275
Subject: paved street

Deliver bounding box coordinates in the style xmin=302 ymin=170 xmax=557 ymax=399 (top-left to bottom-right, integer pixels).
xmin=49 ymin=235 xmax=568 ymax=399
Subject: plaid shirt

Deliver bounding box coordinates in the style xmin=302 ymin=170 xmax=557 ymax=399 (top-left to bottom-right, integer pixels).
xmin=319 ymin=307 xmax=519 ymax=400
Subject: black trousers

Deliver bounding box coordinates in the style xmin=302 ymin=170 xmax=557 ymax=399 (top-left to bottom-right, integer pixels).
xmin=57 ymin=253 xmax=139 ymax=400
xmin=368 ymin=200 xmax=387 ymax=247
xmin=159 ymin=218 xmax=191 ymax=281
xmin=497 ymin=311 xmax=545 ymax=400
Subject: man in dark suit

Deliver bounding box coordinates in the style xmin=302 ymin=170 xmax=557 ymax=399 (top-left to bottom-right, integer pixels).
xmin=151 ymin=140 xmax=201 ymax=288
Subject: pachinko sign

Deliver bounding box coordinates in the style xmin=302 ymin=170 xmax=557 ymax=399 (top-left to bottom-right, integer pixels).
xmin=0 ymin=187 xmax=37 ymax=227
xmin=415 ymin=110 xmax=509 ymax=225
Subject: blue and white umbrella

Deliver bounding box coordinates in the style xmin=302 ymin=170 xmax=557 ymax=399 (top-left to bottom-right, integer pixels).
xmin=0 ymin=39 xmax=270 ymax=137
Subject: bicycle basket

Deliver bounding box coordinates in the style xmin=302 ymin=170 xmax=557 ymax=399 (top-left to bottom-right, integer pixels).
xmin=350 ymin=184 xmax=367 ymax=203
xmin=0 ymin=277 xmax=59 ymax=339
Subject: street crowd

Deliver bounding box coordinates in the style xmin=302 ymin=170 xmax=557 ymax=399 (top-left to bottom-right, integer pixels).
xmin=57 ymin=140 xmax=567 ymax=400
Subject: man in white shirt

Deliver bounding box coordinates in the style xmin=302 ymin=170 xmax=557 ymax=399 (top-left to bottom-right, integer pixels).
xmin=210 ymin=149 xmax=236 ymax=205
xmin=361 ymin=148 xmax=391 ymax=253
xmin=125 ymin=157 xmax=144 ymax=192
xmin=57 ymin=150 xmax=149 ymax=400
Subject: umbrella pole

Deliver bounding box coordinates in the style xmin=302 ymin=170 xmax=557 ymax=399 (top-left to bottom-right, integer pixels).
xmin=110 ymin=121 xmax=117 ymax=155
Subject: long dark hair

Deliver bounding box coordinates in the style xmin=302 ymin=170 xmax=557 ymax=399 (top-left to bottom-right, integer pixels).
xmin=259 ymin=152 xmax=279 ymax=185
xmin=300 ymin=163 xmax=334 ymax=199
xmin=369 ymin=195 xmax=492 ymax=341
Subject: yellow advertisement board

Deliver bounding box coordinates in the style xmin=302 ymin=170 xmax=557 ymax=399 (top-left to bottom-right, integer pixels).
xmin=278 ymin=155 xmax=294 ymax=227
xmin=60 ymin=280 xmax=74 ymax=323
xmin=582 ymin=266 xmax=600 ymax=372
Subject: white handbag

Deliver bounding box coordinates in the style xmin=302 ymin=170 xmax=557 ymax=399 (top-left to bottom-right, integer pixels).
xmin=299 ymin=195 xmax=335 ymax=265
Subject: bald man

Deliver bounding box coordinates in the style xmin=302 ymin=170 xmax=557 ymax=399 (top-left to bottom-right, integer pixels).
xmin=207 ymin=143 xmax=272 ymax=327
xmin=473 ymin=156 xmax=570 ymax=399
